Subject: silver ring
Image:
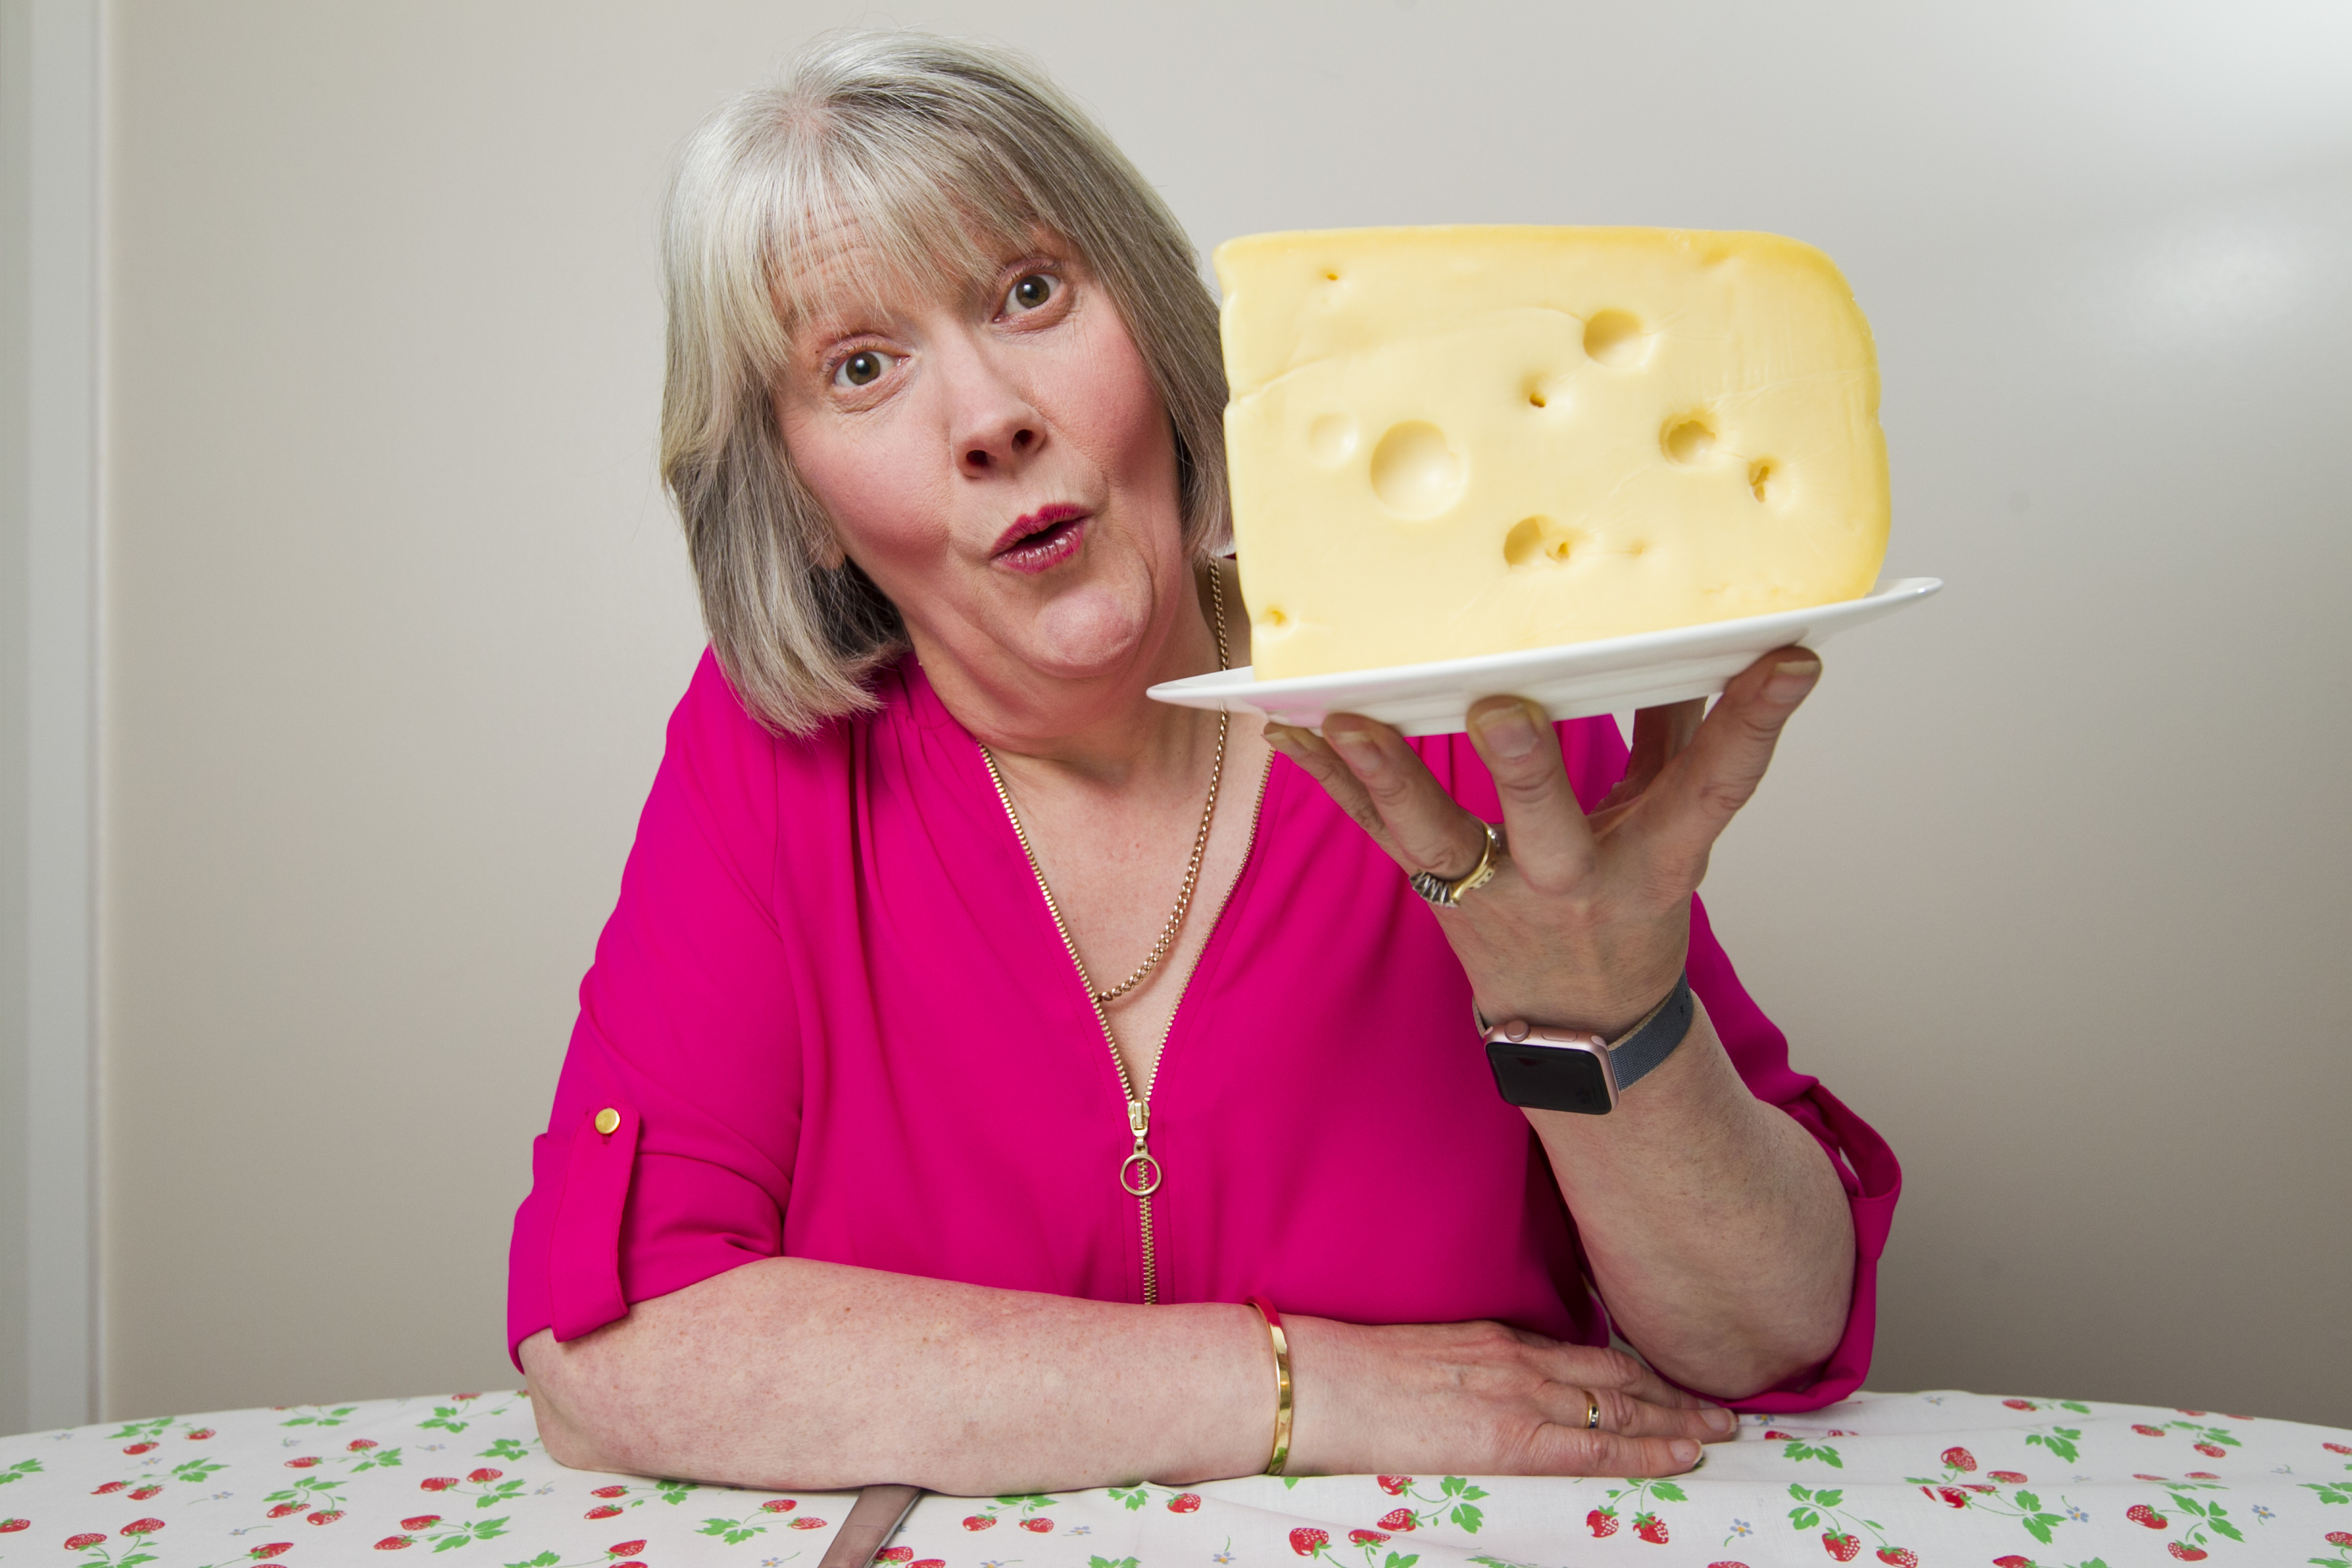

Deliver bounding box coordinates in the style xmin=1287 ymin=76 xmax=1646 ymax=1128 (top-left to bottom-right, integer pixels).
xmin=1409 ymin=821 xmax=1505 ymax=909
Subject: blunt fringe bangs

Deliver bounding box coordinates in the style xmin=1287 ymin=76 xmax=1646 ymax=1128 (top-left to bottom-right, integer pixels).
xmin=659 ymin=30 xmax=1229 ymax=735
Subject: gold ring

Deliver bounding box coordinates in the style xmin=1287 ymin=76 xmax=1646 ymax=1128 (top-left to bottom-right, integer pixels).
xmin=1409 ymin=821 xmax=1505 ymax=908
xmin=1584 ymin=1389 xmax=1601 ymax=1431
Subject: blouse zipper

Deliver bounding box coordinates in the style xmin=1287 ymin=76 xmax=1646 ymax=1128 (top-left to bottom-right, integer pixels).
xmin=983 ymin=748 xmax=1273 ymax=1305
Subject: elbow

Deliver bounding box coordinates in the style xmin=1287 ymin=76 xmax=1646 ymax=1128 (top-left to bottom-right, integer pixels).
xmin=520 ymin=1328 xmax=637 ymax=1477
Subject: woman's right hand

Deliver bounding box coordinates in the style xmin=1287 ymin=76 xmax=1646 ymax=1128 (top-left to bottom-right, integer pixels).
xmin=1284 ymin=1315 xmax=1738 ymax=1477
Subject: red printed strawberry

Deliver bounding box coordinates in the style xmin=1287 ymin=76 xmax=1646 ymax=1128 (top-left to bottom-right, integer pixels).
xmin=1874 ymin=1551 xmax=1917 ymax=1568
xmin=591 ymin=1486 xmax=626 ymax=1499
xmin=2132 ymin=1424 xmax=2166 ymax=1436
xmin=1707 ymin=1562 xmax=1753 ymax=1568
xmin=1288 ymin=1526 xmax=1329 ymax=1556
xmin=1940 ymin=1445 xmax=1977 ymax=1471
xmin=1347 ymin=1530 xmax=1389 ymax=1545
xmin=284 ymin=1456 xmax=320 ymax=1469
xmin=309 ymin=1510 xmax=343 ymax=1525
xmin=1935 ymin=1487 xmax=1970 ymax=1508
xmin=2186 ymin=1471 xmax=2219 ymax=1479
xmin=467 ymin=1468 xmax=502 ymax=1483
xmin=1821 ymin=1532 xmax=1860 ymax=1561
xmin=2326 ymin=1442 xmax=2352 ymax=1455
xmin=374 ymin=1535 xmax=413 ymax=1550
xmin=123 ymin=1442 xmax=157 ymax=1455
xmin=268 ymin=1503 xmax=304 ymax=1518
xmin=1377 ymin=1477 xmax=1411 ymax=1495
xmin=401 ymin=1515 xmax=442 ymax=1531
xmin=760 ymin=1499 xmax=797 ymax=1514
xmin=129 ymin=1486 xmax=162 ymax=1500
xmin=1764 ymin=1431 xmax=1794 ymax=1440
xmin=614 ymin=1562 xmax=645 ymax=1568
xmin=66 ymin=1534 xmax=108 ymax=1551
xmin=909 ymin=1560 xmax=943 ymax=1568
xmin=787 ymin=1518 xmax=828 ymax=1530
xmin=1377 ymin=1508 xmax=1416 ymax=1532
xmin=585 ymin=1506 xmax=623 ymax=1520
xmin=2178 ymin=1409 xmax=2208 ymax=1417
xmin=2193 ymin=1442 xmax=2225 ymax=1458
xmin=875 ymin=1548 xmax=913 ymax=1561
xmin=2135 ymin=1474 xmax=2168 ymax=1482
xmin=186 ymin=1429 xmax=215 ymax=1440
xmin=1988 ymin=1470 xmax=2028 ymax=1483
xmin=0 ymin=1519 xmax=28 ymax=1534
xmin=250 ymin=1544 xmax=293 ymax=1559
xmin=1587 ymin=1508 xmax=1619 ymax=1538
xmin=1633 ymin=1512 xmax=1668 ymax=1545
xmin=93 ymin=1482 xmax=127 ymax=1495
xmin=420 ymin=1477 xmax=458 ymax=1492
xmin=2001 ymin=1398 xmax=2035 ymax=1410
xmin=122 ymin=1519 xmax=163 ymax=1536
xmin=608 ymin=1544 xmax=645 ymax=1558
xmin=2126 ymin=1503 xmax=2168 ymax=1528
xmin=347 ymin=1438 xmax=377 ymax=1451
xmin=1994 ymin=1558 xmax=2035 ymax=1567
xmin=1963 ymin=1483 xmax=1996 ymax=1493
xmin=961 ymin=1515 xmax=995 ymax=1530
xmin=1167 ymin=1493 xmax=1201 ymax=1514
xmin=2329 ymin=1532 xmax=2352 ymax=1545
xmin=1019 ymin=1517 xmax=1054 ymax=1532
xmin=2168 ymin=1545 xmax=2208 ymax=1562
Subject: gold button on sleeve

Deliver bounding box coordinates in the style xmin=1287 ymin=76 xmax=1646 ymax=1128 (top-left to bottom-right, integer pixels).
xmin=593 ymin=1107 xmax=620 ymax=1136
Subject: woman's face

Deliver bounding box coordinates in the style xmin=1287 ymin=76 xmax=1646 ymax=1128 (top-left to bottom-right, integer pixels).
xmin=773 ymin=226 xmax=1189 ymax=701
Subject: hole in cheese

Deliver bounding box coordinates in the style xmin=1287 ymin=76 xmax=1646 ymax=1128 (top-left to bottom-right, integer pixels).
xmin=1662 ymin=416 xmax=1717 ymax=465
xmin=1368 ymin=421 xmax=1466 ymax=519
xmin=1503 ymin=516 xmax=1580 ymax=568
xmin=1583 ymin=310 xmax=1646 ymax=367
xmin=1307 ymin=413 xmax=1358 ymax=466
xmin=1262 ymin=606 xmax=1291 ymax=629
xmin=1749 ymin=458 xmax=1778 ymax=502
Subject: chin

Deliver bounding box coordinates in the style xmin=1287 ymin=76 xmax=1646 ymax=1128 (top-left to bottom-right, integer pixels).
xmin=1018 ymin=584 xmax=1157 ymax=681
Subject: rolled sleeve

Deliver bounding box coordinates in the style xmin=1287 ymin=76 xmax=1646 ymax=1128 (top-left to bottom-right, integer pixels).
xmin=506 ymin=652 xmax=807 ymax=1367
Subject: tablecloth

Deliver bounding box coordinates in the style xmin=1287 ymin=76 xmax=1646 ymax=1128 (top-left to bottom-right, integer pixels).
xmin=4 ymin=1388 xmax=2348 ymax=1567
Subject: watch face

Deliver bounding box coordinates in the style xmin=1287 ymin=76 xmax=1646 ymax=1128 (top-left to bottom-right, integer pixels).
xmin=1486 ymin=1038 xmax=1615 ymax=1115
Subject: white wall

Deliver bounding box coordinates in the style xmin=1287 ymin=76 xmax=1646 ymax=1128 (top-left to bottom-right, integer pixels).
xmin=31 ymin=0 xmax=2352 ymax=1432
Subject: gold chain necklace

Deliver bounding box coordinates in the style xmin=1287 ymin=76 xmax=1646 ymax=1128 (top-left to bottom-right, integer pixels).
xmin=985 ymin=567 xmax=1230 ymax=1006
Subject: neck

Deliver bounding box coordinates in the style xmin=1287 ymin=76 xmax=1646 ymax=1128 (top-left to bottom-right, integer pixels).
xmin=915 ymin=562 xmax=1231 ymax=788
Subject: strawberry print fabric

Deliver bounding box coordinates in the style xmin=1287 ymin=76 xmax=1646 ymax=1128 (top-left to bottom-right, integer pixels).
xmin=507 ymin=650 xmax=1898 ymax=1410
xmin=5 ymin=1388 xmax=2349 ymax=1567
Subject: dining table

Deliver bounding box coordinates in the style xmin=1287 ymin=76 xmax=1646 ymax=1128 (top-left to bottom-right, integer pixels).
xmin=4 ymin=1386 xmax=2348 ymax=1568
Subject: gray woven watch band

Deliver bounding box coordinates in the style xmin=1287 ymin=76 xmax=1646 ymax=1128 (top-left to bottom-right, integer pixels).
xmin=1476 ymin=971 xmax=1694 ymax=1095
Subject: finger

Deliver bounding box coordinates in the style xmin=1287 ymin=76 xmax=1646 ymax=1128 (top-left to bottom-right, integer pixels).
xmin=1463 ymin=697 xmax=1596 ymax=892
xmin=1262 ymin=722 xmax=1400 ymax=857
xmin=1630 ymin=648 xmax=1821 ymax=881
xmin=1524 ymin=1424 xmax=1702 ymax=1478
xmin=1535 ymin=1340 xmax=1710 ymax=1411
xmin=1553 ymin=1381 xmax=1731 ymax=1443
xmin=1317 ymin=713 xmax=1487 ymax=878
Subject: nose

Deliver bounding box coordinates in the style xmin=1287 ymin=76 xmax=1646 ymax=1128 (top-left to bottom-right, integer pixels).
xmin=943 ymin=341 xmax=1042 ymax=478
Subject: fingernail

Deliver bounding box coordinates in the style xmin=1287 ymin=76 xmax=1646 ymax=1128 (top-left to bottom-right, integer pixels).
xmin=1670 ymin=1440 xmax=1700 ymax=1464
xmin=1472 ymin=702 xmax=1540 ymax=760
xmin=1766 ymin=657 xmax=1821 ymax=701
xmin=1705 ymin=1407 xmax=1737 ymax=1435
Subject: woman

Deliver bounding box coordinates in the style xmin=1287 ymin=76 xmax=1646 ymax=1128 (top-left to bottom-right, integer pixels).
xmin=510 ymin=30 xmax=1897 ymax=1496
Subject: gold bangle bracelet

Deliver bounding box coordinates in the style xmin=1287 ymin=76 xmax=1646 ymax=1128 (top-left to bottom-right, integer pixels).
xmin=1245 ymin=1296 xmax=1292 ymax=1477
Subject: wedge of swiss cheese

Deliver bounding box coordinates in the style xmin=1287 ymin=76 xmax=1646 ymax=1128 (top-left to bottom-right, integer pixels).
xmin=1216 ymin=226 xmax=1890 ymax=681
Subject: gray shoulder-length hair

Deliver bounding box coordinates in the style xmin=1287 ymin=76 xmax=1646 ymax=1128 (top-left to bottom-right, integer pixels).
xmin=659 ymin=30 xmax=1229 ymax=735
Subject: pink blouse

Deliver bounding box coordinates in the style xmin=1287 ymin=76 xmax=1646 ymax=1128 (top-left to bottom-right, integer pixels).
xmin=507 ymin=650 xmax=1899 ymax=1411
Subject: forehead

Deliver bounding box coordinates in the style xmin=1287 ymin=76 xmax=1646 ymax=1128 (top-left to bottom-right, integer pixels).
xmin=772 ymin=192 xmax=1041 ymax=343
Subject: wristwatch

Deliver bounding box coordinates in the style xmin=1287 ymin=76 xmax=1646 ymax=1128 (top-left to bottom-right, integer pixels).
xmin=1479 ymin=972 xmax=1694 ymax=1115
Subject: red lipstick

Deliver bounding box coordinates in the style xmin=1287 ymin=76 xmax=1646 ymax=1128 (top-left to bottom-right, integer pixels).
xmin=992 ymin=503 xmax=1089 ymax=573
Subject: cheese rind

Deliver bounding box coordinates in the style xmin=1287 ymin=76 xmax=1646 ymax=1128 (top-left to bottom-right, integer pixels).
xmin=1215 ymin=226 xmax=1890 ymax=680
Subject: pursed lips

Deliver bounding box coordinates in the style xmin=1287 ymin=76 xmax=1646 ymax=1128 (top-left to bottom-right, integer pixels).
xmin=990 ymin=503 xmax=1090 ymax=568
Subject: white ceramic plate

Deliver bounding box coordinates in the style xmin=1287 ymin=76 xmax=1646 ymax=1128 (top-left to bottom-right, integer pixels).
xmin=1148 ymin=576 xmax=1943 ymax=736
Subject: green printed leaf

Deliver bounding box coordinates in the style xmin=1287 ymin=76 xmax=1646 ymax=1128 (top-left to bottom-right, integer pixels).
xmin=1087 ymin=1558 xmax=1141 ymax=1568
xmin=656 ymin=1479 xmax=696 ymax=1503
xmin=1448 ymin=1502 xmax=1483 ymax=1533
xmin=2061 ymin=1400 xmax=2091 ymax=1413
xmin=1788 ymin=1483 xmax=1814 ymax=1501
xmin=1281 ymin=1474 xmax=1300 ymax=1489
xmin=1651 ymin=1483 xmax=1687 ymax=1503
xmin=0 ymin=1458 xmax=41 ymax=1484
xmin=1383 ymin=1555 xmax=1420 ymax=1568
xmin=2210 ymin=1516 xmax=2245 ymax=1543
xmin=1458 ymin=1484 xmax=1488 ymax=1501
xmin=1790 ymin=1508 xmax=1820 ymax=1530
xmin=1813 ymin=1490 xmax=1843 ymax=1508
xmin=505 ymin=1553 xmax=560 ymax=1567
xmin=1109 ymin=1485 xmax=1148 ymax=1511
xmin=171 ymin=1458 xmax=225 ymax=1482
xmin=2016 ymin=1491 xmax=2041 ymax=1511
xmin=477 ymin=1439 xmax=530 ymax=1462
xmin=1441 ymin=1476 xmax=1466 ymax=1497
xmin=2023 ymin=1515 xmax=2057 ymax=1544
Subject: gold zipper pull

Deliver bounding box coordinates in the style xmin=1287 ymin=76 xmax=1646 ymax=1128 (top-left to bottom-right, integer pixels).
xmin=1119 ymin=1098 xmax=1161 ymax=1196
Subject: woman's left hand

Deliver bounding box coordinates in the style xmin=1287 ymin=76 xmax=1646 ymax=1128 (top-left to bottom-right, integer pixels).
xmin=1263 ymin=647 xmax=1823 ymax=1035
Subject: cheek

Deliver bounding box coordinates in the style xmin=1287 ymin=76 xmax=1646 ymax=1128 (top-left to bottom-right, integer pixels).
xmin=777 ymin=399 xmax=951 ymax=570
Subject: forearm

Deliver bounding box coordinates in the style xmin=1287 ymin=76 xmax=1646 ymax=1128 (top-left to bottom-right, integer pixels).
xmin=520 ymin=1258 xmax=1272 ymax=1494
xmin=1530 ymin=1000 xmax=1855 ymax=1400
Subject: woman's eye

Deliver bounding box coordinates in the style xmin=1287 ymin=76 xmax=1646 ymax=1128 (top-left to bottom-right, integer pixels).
xmin=1005 ymin=273 xmax=1055 ymax=313
xmin=833 ymin=349 xmax=893 ymax=389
